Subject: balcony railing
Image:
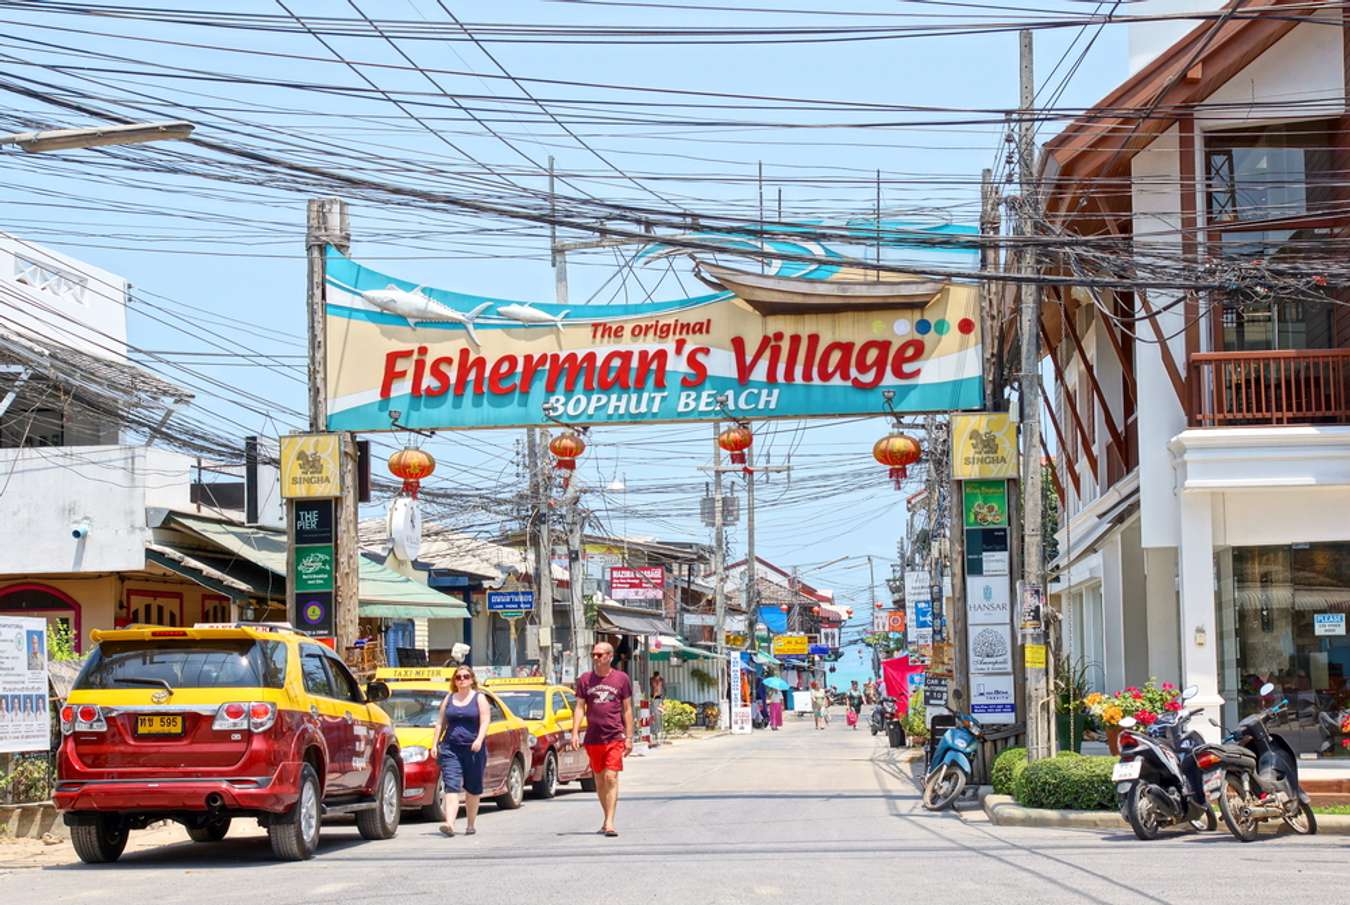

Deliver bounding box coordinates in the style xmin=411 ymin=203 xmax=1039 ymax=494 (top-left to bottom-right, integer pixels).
xmin=1189 ymin=348 xmax=1350 ymax=427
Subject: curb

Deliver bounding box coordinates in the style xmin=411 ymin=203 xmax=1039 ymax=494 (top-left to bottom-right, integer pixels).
xmin=0 ymin=803 xmax=65 ymax=841
xmin=979 ymin=790 xmax=1350 ymax=835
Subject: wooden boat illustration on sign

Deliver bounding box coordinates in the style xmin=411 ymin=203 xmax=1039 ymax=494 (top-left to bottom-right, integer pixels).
xmin=693 ymin=261 xmax=943 ymax=316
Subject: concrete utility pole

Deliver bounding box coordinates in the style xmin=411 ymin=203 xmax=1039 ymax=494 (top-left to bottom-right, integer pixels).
xmin=300 ymin=197 xmax=359 ymax=652
xmin=980 ymin=168 xmax=1004 ymax=410
xmin=1017 ymin=29 xmax=1053 ymax=762
xmin=711 ymin=422 xmax=728 ymax=676
xmin=526 ymin=428 xmax=554 ymax=681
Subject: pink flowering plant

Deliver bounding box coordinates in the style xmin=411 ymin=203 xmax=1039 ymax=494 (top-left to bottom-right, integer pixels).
xmin=1085 ymin=679 xmax=1182 ymax=728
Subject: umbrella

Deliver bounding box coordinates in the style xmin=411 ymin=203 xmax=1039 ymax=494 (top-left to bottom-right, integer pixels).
xmin=763 ymin=676 xmax=790 ymax=691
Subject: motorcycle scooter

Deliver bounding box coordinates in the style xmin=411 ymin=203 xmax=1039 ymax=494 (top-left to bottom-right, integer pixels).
xmin=922 ymin=689 xmax=981 ymax=812
xmin=1112 ymin=684 xmax=1220 ymax=840
xmin=1211 ymin=682 xmax=1317 ymax=841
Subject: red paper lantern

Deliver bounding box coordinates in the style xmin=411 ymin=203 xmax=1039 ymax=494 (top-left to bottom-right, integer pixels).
xmin=718 ymin=425 xmax=753 ymax=465
xmin=549 ymin=431 xmax=586 ymax=471
xmin=388 ymin=447 xmax=436 ymax=498
xmin=778 ymin=604 xmax=789 ymax=613
xmin=811 ymin=606 xmax=821 ymax=616
xmin=873 ymin=433 xmax=921 ymax=490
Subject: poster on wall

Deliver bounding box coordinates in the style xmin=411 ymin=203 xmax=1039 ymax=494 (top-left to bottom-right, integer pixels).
xmin=969 ymin=624 xmax=1012 ymax=674
xmin=970 ymin=673 xmax=1016 ymax=723
xmin=322 ymin=248 xmax=985 ymax=431
xmin=0 ymin=616 xmax=49 ymax=754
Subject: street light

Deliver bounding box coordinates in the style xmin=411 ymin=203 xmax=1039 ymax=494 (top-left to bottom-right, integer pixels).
xmin=0 ymin=120 xmax=194 ymax=153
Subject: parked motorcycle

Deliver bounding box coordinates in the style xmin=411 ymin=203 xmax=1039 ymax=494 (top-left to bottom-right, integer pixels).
xmin=869 ymin=698 xmax=888 ymax=736
xmin=1112 ymin=685 xmax=1219 ymax=840
xmin=1211 ymin=682 xmax=1317 ymax=841
xmin=923 ymin=690 xmax=981 ymax=811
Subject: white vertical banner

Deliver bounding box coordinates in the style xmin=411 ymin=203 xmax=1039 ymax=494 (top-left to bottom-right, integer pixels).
xmin=729 ymin=652 xmax=752 ymax=734
xmin=0 ymin=617 xmax=49 ymax=754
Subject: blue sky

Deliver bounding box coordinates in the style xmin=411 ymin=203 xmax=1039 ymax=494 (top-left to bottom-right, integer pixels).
xmin=0 ymin=2 xmax=1133 ymax=674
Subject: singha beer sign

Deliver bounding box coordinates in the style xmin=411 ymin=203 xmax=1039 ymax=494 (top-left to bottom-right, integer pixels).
xmin=280 ymin=433 xmax=341 ymax=498
xmin=951 ymin=413 xmax=1018 ymax=481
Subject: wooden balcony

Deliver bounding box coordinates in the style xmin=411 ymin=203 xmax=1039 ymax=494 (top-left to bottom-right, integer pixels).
xmin=1189 ymin=348 xmax=1350 ymax=427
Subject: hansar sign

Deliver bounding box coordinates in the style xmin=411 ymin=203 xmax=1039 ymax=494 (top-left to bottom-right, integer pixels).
xmin=320 ymin=249 xmax=985 ymax=430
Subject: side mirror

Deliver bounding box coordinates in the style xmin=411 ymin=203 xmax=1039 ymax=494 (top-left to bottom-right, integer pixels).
xmin=555 ymin=709 xmax=573 ymax=723
xmin=1208 ymin=718 xmax=1220 ymax=727
xmin=1181 ymin=684 xmax=1199 ymax=701
xmin=1259 ymin=682 xmax=1275 ymax=697
xmin=1118 ymin=716 xmax=1137 ymax=729
xmin=366 ymin=680 xmax=390 ymax=703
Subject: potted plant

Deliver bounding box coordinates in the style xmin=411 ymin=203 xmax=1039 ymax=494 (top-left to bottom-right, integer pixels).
xmin=1054 ymin=657 xmax=1093 ymax=754
xmin=1086 ymin=680 xmax=1182 ymax=755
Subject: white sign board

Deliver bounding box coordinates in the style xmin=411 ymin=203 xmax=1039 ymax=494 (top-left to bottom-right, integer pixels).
xmin=1314 ymin=613 xmax=1346 ymax=636
xmin=967 ymin=576 xmax=1011 ymax=625
xmin=982 ymin=551 xmax=1009 ymax=577
xmin=873 ymin=609 xmax=888 ymax=632
xmin=904 ymin=571 xmax=930 ymax=606
xmin=969 ymin=624 xmax=1012 ymax=674
xmin=970 ymin=673 xmax=1016 ymax=724
xmin=0 ymin=617 xmax=49 ymax=754
xmin=819 ymin=627 xmax=840 ymax=649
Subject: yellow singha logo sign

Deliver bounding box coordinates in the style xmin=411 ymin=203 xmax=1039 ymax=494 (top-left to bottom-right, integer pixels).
xmin=296 ymin=450 xmax=326 ymax=474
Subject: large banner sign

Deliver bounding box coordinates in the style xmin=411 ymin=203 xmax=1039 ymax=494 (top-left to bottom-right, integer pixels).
xmin=322 ymin=249 xmax=984 ymax=430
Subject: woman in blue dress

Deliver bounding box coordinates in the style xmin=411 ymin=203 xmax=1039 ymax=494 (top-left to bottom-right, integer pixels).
xmin=432 ymin=667 xmax=491 ymax=837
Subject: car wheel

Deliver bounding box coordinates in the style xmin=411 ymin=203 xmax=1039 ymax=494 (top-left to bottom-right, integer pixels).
xmin=186 ymin=816 xmax=231 ymax=843
xmin=495 ymin=758 xmax=525 ymax=810
xmin=579 ymin=775 xmax=597 ymax=793
xmin=357 ymin=757 xmax=403 ymax=840
xmin=268 ymin=763 xmax=322 ymax=861
xmin=419 ymin=777 xmax=446 ymax=823
xmin=532 ymin=751 xmax=559 ymax=799
xmin=70 ymin=816 xmax=128 ymax=864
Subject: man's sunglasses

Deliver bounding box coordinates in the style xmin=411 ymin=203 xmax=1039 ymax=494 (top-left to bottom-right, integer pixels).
xmin=591 ymin=652 xmax=610 ymax=658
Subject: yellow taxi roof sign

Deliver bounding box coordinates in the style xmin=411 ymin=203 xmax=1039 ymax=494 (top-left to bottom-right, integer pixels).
xmin=375 ymin=667 xmax=458 ymax=682
xmin=482 ymin=677 xmax=549 ymax=687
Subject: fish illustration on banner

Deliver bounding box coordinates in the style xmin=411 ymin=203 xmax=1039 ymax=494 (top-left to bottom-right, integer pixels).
xmin=322 ymin=244 xmax=984 ymax=431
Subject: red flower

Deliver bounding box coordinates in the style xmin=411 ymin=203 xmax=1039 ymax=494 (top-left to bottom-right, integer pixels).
xmin=1136 ymin=710 xmax=1158 ymax=726
xmin=1131 ymin=691 xmax=1144 ymax=700
xmin=1161 ymin=682 xmax=1176 ymax=691
xmin=1164 ymin=700 xmax=1182 ymax=712
xmin=1124 ymin=687 xmax=1139 ymax=694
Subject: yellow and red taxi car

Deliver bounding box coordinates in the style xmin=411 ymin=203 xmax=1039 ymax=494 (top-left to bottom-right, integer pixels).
xmin=371 ymin=668 xmax=532 ymax=819
xmin=56 ymin=624 xmax=402 ymax=864
xmin=483 ymin=678 xmax=594 ymax=798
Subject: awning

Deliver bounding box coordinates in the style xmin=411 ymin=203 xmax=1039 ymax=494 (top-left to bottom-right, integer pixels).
xmin=358 ymin=556 xmax=469 ymax=619
xmin=146 ymin=544 xmax=251 ymax=600
xmin=819 ymin=602 xmax=853 ymax=622
xmin=753 ymin=652 xmax=782 ymax=666
xmin=596 ymin=606 xmax=676 ymax=636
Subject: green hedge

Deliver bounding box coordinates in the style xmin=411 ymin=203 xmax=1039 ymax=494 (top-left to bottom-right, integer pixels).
xmin=1014 ymin=754 xmax=1117 ymax=811
xmin=990 ymin=747 xmax=1026 ymax=795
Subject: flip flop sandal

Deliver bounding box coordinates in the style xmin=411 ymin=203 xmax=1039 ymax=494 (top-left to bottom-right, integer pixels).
xmin=439 ymin=825 xmax=455 ymax=837
xmin=604 ymin=829 xmax=619 ymax=837
xmin=464 ymin=827 xmax=477 ymax=835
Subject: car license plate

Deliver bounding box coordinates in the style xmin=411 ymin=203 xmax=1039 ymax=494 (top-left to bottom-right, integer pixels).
xmin=1112 ymin=760 xmax=1142 ymax=782
xmin=136 ymin=714 xmax=183 ymax=735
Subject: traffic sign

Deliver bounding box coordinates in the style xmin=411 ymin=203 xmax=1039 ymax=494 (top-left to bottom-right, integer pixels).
xmin=487 ymin=590 xmax=535 ymax=612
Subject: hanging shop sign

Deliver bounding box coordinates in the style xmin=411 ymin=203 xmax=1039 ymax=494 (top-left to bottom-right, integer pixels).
xmin=962 ymin=480 xmax=1008 ymax=528
xmin=951 ymin=413 xmax=1018 ymax=480
xmin=771 ymin=633 xmax=809 ymax=657
xmin=608 ymin=566 xmax=665 ymax=601
xmin=487 ymin=590 xmax=535 ymax=613
xmin=1 ymin=617 xmax=49 ymax=754
xmin=321 ymin=249 xmax=985 ymax=431
xmin=291 ymin=498 xmax=336 ymax=638
xmin=280 ymin=433 xmax=341 ymax=498
xmin=967 ymin=576 xmax=1011 ymax=625
xmin=969 ymin=624 xmax=1013 ymax=674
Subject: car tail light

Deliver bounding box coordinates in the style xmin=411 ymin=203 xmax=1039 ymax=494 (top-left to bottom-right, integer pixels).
xmin=1196 ymin=751 xmax=1221 ymax=770
xmin=72 ymin=704 xmax=107 ymax=733
xmin=60 ymin=705 xmax=75 ymax=736
xmin=151 ymin=630 xmax=189 ymax=637
xmin=213 ymin=701 xmax=276 ymax=732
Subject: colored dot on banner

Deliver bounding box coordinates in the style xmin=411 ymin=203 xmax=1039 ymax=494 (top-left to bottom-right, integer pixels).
xmin=892 ymin=318 xmax=911 ymax=336
xmin=915 ymin=319 xmax=932 ymax=335
xmin=934 ymin=319 xmax=951 ymax=336
xmin=958 ymin=318 xmax=976 ymax=335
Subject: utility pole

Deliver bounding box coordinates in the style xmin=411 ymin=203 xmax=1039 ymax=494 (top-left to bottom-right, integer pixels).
xmin=567 ymin=502 xmax=587 ymax=683
xmin=526 ymin=429 xmax=553 ymax=681
xmin=1017 ymin=29 xmax=1053 ymax=761
xmin=711 ymin=422 xmax=728 ymax=693
xmin=743 ymin=444 xmax=758 ymax=640
xmin=980 ymin=168 xmax=1004 ymax=410
xmin=298 ymin=197 xmax=358 ymax=652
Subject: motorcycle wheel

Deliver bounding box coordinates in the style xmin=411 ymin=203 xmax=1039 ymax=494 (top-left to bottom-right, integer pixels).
xmin=1282 ymin=801 xmax=1317 ymax=836
xmin=1188 ymin=805 xmax=1217 ymax=833
xmin=922 ymin=764 xmax=967 ymax=812
xmin=1125 ymin=782 xmax=1162 ymax=841
xmin=1217 ymin=772 xmax=1260 ymax=842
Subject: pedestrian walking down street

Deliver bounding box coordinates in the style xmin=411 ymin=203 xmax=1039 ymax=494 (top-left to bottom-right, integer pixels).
xmin=432 ymin=667 xmax=490 ymax=837
xmin=766 ymin=686 xmax=784 ymax=730
xmin=571 ymin=642 xmax=634 ymax=837
xmin=846 ymin=683 xmax=863 ymax=730
xmin=649 ymin=670 xmax=665 ymax=747
xmin=809 ymin=681 xmax=827 ymax=730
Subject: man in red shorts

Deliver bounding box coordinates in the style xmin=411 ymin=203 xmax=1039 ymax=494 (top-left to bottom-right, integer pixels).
xmin=571 ymin=641 xmax=634 ymax=837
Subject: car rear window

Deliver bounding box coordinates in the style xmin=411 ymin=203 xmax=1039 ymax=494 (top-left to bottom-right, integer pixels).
xmin=494 ymin=690 xmax=546 ymax=720
xmin=75 ymin=640 xmax=287 ymax=690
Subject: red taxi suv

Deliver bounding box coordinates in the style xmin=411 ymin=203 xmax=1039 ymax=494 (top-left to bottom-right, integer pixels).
xmin=56 ymin=625 xmax=402 ymax=863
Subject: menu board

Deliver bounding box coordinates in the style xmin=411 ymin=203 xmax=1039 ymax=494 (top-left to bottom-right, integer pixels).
xmin=0 ymin=617 xmax=49 ymax=754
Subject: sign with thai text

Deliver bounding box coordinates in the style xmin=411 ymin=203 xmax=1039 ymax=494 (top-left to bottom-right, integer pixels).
xmin=0 ymin=617 xmax=48 ymax=754
xmin=771 ymin=633 xmax=808 ymax=657
xmin=322 ymin=249 xmax=984 ymax=430
xmin=608 ymin=566 xmax=665 ymax=601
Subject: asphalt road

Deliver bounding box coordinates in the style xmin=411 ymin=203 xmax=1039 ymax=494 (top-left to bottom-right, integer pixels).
xmin=3 ymin=712 xmax=1345 ymax=904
